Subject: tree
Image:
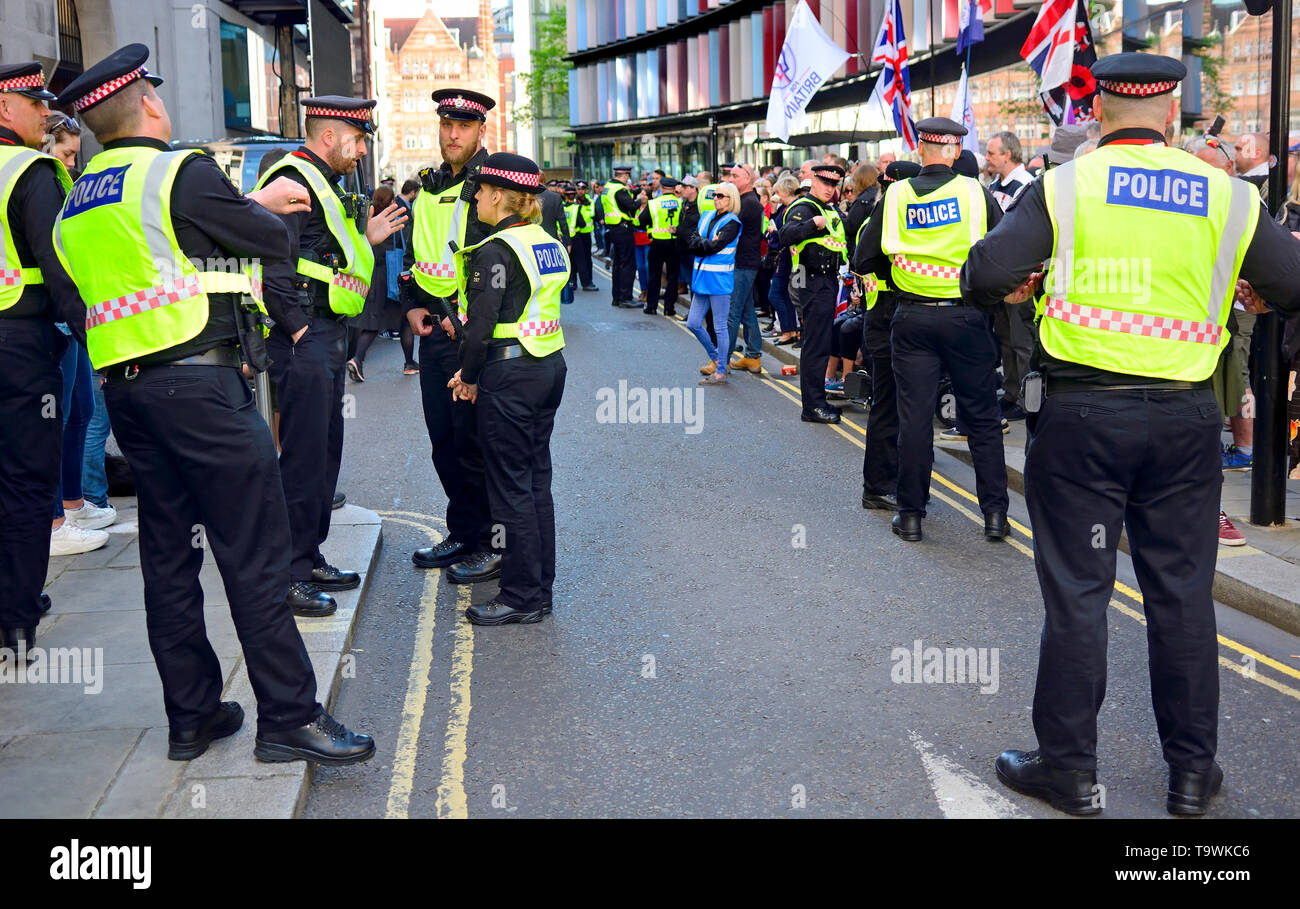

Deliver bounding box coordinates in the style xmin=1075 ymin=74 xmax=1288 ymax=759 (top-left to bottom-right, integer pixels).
xmin=516 ymin=4 xmax=571 ymax=126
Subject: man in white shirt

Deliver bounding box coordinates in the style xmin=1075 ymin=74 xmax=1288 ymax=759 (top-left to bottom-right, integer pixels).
xmin=985 ymin=131 xmax=1032 ymax=212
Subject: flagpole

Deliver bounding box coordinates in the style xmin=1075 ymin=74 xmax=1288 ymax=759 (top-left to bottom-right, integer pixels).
xmin=928 ymin=0 xmax=936 ymax=118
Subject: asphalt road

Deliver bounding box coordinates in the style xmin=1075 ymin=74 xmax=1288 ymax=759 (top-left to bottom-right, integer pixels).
xmin=303 ymin=263 xmax=1300 ymax=819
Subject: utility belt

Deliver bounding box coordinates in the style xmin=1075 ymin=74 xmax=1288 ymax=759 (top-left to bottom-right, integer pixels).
xmin=484 ymin=341 xmax=559 ymax=364
xmin=898 ymin=292 xmax=963 ymax=307
xmin=1045 ymin=378 xmax=1209 ymax=396
xmin=799 ymin=260 xmax=843 ymax=277
xmin=101 ymin=344 xmax=243 ymax=384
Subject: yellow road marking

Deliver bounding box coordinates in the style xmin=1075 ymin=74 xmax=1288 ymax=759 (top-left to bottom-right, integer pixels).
xmin=1220 ymin=655 xmax=1300 ymax=701
xmin=436 ymin=585 xmax=475 ymax=819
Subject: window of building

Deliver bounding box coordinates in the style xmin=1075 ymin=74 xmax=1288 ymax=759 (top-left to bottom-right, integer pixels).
xmin=1234 ymin=73 xmax=1245 ymax=94
xmin=219 ymin=19 xmax=253 ymax=129
xmin=1248 ymin=72 xmax=1258 ymax=94
xmin=404 ymin=135 xmax=418 ymax=149
xmin=419 ymin=134 xmax=432 ymax=149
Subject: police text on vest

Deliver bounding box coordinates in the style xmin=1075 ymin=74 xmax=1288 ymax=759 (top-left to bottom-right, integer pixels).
xmin=63 ymin=166 xmax=129 ymax=218
xmin=532 ymin=243 xmax=567 ymax=276
xmin=905 ymin=198 xmax=963 ymax=229
xmin=1106 ymin=167 xmax=1209 ymax=217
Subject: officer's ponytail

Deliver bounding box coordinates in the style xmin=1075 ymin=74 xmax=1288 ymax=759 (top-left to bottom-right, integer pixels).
xmin=498 ymin=188 xmax=543 ymax=225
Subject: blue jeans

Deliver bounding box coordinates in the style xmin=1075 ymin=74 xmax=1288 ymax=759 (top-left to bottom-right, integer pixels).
xmin=769 ymin=270 xmax=799 ymax=333
xmin=727 ymin=267 xmax=763 ymax=358
xmin=687 ymin=293 xmax=731 ymax=374
xmin=55 ymin=336 xmax=94 ymax=517
xmin=82 ymin=376 xmax=112 ymax=507
xmin=635 ymin=244 xmax=649 ymax=294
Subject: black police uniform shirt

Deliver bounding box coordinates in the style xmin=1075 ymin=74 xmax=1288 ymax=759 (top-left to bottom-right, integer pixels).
xmin=843 ymin=191 xmax=875 ymax=262
xmin=779 ymin=192 xmax=851 ymax=275
xmin=0 ymin=126 xmax=81 ymax=323
xmin=458 ymin=213 xmax=537 ymax=385
xmin=403 ymin=146 xmax=490 ymax=311
xmin=961 ymin=127 xmax=1300 ymax=385
xmin=855 ymin=163 xmax=1002 ymax=295
xmin=261 ymin=146 xmax=347 ymax=337
xmin=61 ymin=137 xmax=291 ymax=363
xmin=539 ymin=188 xmax=570 ymax=245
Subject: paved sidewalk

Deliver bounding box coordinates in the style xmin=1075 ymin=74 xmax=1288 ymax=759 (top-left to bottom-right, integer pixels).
xmin=0 ymin=500 xmax=382 ymax=819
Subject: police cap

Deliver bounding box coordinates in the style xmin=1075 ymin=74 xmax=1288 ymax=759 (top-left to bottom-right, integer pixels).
xmin=0 ymin=61 xmax=56 ymax=102
xmin=660 ymin=176 xmax=680 ymax=188
xmin=432 ymin=88 xmax=495 ymax=122
xmin=57 ymin=44 xmax=164 ymax=112
xmin=881 ymin=161 xmax=921 ymax=184
xmin=811 ymin=163 xmax=844 ymax=185
xmin=915 ymin=117 xmax=967 ymax=145
xmin=471 ymin=152 xmax=545 ymax=195
xmin=1091 ymin=53 xmax=1186 ymax=98
xmin=301 ymin=95 xmax=377 ymax=135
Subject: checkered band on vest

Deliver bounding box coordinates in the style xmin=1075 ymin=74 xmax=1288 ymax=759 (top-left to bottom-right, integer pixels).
xmin=334 ymin=272 xmax=370 ymax=297
xmin=892 ymin=254 xmax=961 ymax=280
xmin=1098 ymin=80 xmax=1177 ymax=97
xmin=0 ymin=73 xmax=44 ymax=93
xmin=85 ymin=274 xmax=203 ymax=329
xmin=0 ymin=268 xmax=28 ymax=286
xmin=516 ymin=319 xmax=561 ymax=338
xmin=414 ymin=262 xmax=456 ymax=278
xmin=1045 ymin=298 xmax=1223 ymax=345
xmin=73 ymin=67 xmax=145 ymax=110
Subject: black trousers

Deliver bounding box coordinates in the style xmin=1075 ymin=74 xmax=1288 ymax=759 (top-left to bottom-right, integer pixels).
xmin=862 ymin=296 xmax=899 ymax=497
xmin=267 ymin=316 xmax=347 ymax=581
xmin=0 ymin=318 xmax=62 ymax=630
xmin=478 ymin=352 xmax=566 ymax=611
xmin=105 ymin=364 xmax=318 ymax=734
xmin=993 ymin=299 xmax=1036 ymax=407
xmin=892 ymin=303 xmax=1008 ymax=517
xmin=645 ymin=239 xmax=679 ymax=314
xmin=1025 ymin=388 xmax=1221 ymax=772
xmin=418 ymin=330 xmax=494 ymax=549
xmin=608 ymin=224 xmax=635 ymax=303
xmin=570 ymin=232 xmax=593 ymax=287
xmin=792 ymin=273 xmax=837 ymax=415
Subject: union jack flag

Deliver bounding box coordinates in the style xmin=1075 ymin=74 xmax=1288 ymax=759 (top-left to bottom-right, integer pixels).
xmin=869 ymin=0 xmax=917 ymax=151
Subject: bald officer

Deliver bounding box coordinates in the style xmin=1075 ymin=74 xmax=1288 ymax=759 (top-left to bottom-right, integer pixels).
xmin=964 ymin=54 xmax=1300 ymax=816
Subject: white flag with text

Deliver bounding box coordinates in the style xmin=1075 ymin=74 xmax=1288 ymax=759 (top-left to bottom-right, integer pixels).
xmin=765 ymin=0 xmax=851 ymax=143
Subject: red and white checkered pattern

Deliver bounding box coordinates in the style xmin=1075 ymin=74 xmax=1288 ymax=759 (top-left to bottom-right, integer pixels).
xmin=415 ymin=261 xmax=456 ymax=278
xmin=0 ymin=73 xmax=44 ymax=93
xmin=1045 ymin=297 xmax=1222 ymax=345
xmin=1098 ymin=80 xmax=1177 ymax=97
xmin=0 ymin=268 xmax=26 ymax=286
xmin=823 ymin=237 xmax=847 ymax=251
xmin=334 ymin=273 xmax=370 ymax=297
xmin=72 ymin=67 xmax=144 ymax=111
xmin=516 ymin=319 xmax=560 ymax=338
xmin=85 ymin=274 xmax=202 ymax=329
xmin=304 ymin=106 xmax=371 ymax=123
xmin=440 ymin=95 xmax=488 ymax=115
xmin=478 ymin=166 xmax=541 ymax=188
xmin=250 ymin=273 xmax=263 ymax=302
xmin=893 ymin=254 xmax=960 ymax=280
xmin=861 ymin=275 xmax=878 ymax=292
xmin=919 ymin=131 xmax=962 ymax=145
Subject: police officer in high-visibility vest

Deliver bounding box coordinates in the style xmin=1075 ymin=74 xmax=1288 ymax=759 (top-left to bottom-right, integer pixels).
xmin=404 ymin=88 xmax=502 ymax=585
xmin=639 ymin=176 xmax=681 ymax=317
xmin=604 ymin=165 xmax=638 ymax=307
xmin=778 ymin=162 xmax=848 ymax=424
xmin=568 ymin=180 xmax=597 ymax=291
xmin=964 ymin=54 xmax=1300 ymax=816
xmin=857 ymin=117 xmax=1007 ymax=543
xmin=258 ymin=96 xmax=405 ymax=617
xmin=851 ymin=160 xmax=920 ymax=511
xmin=0 ymin=62 xmax=77 ymax=656
xmin=53 ymin=45 xmax=374 ymax=763
xmin=446 ymin=154 xmax=567 ymax=625
xmin=697 ymin=176 xmax=718 ymax=218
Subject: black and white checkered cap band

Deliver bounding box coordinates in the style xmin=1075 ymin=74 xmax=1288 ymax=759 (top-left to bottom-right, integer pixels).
xmin=73 ymin=67 xmax=145 ymax=110
xmin=919 ymin=131 xmax=962 ymax=144
xmin=478 ymin=166 xmax=541 ymax=187
xmin=1098 ymin=79 xmax=1178 ymax=96
xmin=439 ymin=96 xmax=487 ymax=115
xmin=0 ymin=73 xmax=45 ymax=93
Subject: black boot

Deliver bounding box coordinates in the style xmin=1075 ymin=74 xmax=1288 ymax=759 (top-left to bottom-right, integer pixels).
xmin=310 ymin=561 xmax=360 ymax=591
xmin=168 ymin=701 xmax=244 ymax=760
xmin=446 ymin=551 xmax=503 ymax=584
xmin=862 ymin=492 xmax=898 ymax=510
xmin=801 ymin=407 xmax=841 ymax=424
xmin=984 ymin=511 xmax=1009 ymax=541
xmin=0 ymin=626 xmax=36 ymax=661
xmin=891 ymin=513 xmax=922 ymax=542
xmin=465 ymin=598 xmax=545 ymax=626
xmin=1167 ymin=762 xmax=1224 ymax=816
xmin=412 ymin=538 xmax=470 ymax=569
xmin=285 ymin=582 xmax=336 ymax=617
xmin=254 ymin=710 xmax=375 ymax=765
xmin=995 ymin=749 xmax=1101 ymax=816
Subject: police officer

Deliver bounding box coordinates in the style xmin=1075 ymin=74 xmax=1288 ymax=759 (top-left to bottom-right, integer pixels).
xmin=539 ymin=178 xmax=570 ymax=305
xmin=446 ymin=154 xmax=567 ymax=625
xmin=779 ymin=162 xmax=848 ymax=423
xmin=53 ymin=45 xmax=373 ymax=763
xmin=640 ymin=175 xmax=681 ymax=316
xmin=258 ymin=95 xmax=403 ymax=617
xmin=568 ymin=180 xmax=597 ymax=291
xmin=0 ymin=62 xmax=76 ymax=655
xmin=604 ymin=165 xmax=638 ymax=307
xmin=676 ymin=177 xmax=701 ymax=302
xmin=964 ymin=54 xmax=1300 ymax=816
xmin=405 ymin=88 xmax=501 ymax=584
xmin=852 ymin=161 xmax=920 ymax=511
xmin=857 ymin=117 xmax=1008 ymax=542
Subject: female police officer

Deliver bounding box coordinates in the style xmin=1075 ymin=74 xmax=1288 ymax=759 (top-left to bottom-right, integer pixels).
xmin=448 ymin=153 xmax=567 ymax=625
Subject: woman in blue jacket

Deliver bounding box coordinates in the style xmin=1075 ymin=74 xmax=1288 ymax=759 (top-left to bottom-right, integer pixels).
xmin=687 ymin=181 xmax=742 ymax=385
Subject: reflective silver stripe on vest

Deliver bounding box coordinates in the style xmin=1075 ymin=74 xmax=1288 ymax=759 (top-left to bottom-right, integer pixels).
xmin=1 ymin=149 xmax=41 ymax=267
xmin=142 ymin=151 xmax=190 ymax=282
xmin=965 ymin=177 xmax=984 ymax=247
xmin=696 ymin=263 xmax=734 ymax=272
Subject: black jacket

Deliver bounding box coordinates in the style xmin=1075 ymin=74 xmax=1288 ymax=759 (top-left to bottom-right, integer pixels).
xmin=734 ymin=189 xmax=764 ymax=269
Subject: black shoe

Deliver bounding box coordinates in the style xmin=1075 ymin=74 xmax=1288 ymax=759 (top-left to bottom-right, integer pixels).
xmin=541 ymin=602 xmax=553 ymax=616
xmin=39 ymin=593 xmax=51 ymax=614
xmin=791 ymin=338 xmax=802 ymax=349
xmin=664 ymin=310 xmax=677 ymax=319
xmin=617 ymin=300 xmax=640 ymax=309
xmin=1167 ymin=762 xmax=1224 ymax=816
xmin=311 ymin=562 xmax=360 ymax=591
xmin=447 ymin=551 xmax=503 ymax=584
xmin=862 ymin=492 xmax=898 ymax=510
xmin=984 ymin=511 xmax=1009 ymax=541
xmin=332 ymin=492 xmax=345 ymax=510
xmin=412 ymin=538 xmax=471 ymax=569
xmin=465 ymin=598 xmax=545 ymax=626
xmin=168 ymin=701 xmax=244 ymax=761
xmin=891 ymin=513 xmax=922 ymax=542
xmin=0 ymin=626 xmax=36 ymax=660
xmin=582 ymin=285 xmax=598 ymax=291
xmin=995 ymin=749 xmax=1101 ymax=816
xmin=1001 ymin=403 xmax=1027 ymax=421
xmin=801 ymin=408 xmax=841 ymax=424
xmin=643 ymin=308 xmax=657 ymax=315
xmin=346 ymin=359 xmax=364 ymax=383
xmin=254 ymin=710 xmax=375 ymax=765
xmin=286 ymin=582 xmax=336 ymax=617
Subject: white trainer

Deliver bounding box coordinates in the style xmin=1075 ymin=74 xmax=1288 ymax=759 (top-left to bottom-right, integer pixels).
xmin=50 ymin=521 xmax=110 ymax=556
xmin=65 ymin=501 xmax=117 ymax=531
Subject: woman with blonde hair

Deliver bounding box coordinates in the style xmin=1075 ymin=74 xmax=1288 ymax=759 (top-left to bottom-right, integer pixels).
xmin=687 ymin=180 xmax=742 ymax=384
